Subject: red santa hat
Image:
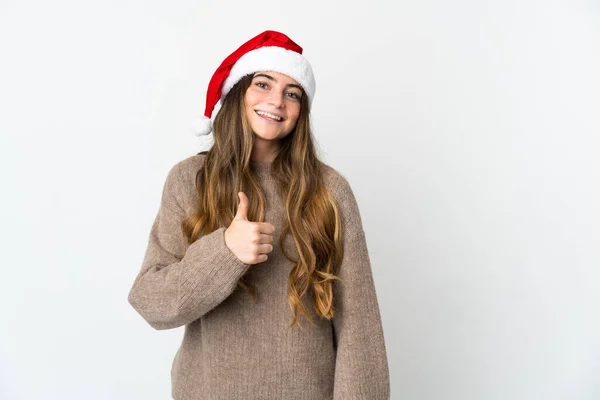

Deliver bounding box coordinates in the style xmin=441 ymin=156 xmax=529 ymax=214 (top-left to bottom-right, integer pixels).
xmin=192 ymin=30 xmax=316 ymax=136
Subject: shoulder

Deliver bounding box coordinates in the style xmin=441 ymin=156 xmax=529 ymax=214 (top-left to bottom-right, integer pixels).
xmin=318 ymin=161 xmax=365 ymax=236
xmin=171 ymin=152 xmax=208 ymax=185
xmin=319 ymin=161 xmax=353 ymax=195
xmin=163 ymin=152 xmax=208 ymax=213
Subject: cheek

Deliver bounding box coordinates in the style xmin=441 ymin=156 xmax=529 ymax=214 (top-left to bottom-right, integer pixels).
xmin=244 ymin=90 xmax=259 ymax=108
xmin=288 ymin=108 xmax=301 ymax=125
xmin=245 ymin=87 xmax=270 ymax=105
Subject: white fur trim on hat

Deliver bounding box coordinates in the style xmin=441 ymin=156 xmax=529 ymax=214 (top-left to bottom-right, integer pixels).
xmin=221 ymin=46 xmax=316 ymax=108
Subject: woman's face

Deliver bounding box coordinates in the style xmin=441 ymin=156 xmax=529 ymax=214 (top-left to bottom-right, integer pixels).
xmin=244 ymin=71 xmax=303 ymax=142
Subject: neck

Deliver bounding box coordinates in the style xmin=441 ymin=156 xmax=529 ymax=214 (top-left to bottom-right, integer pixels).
xmin=250 ymin=160 xmax=273 ymax=175
xmin=251 ymin=137 xmax=280 ymax=163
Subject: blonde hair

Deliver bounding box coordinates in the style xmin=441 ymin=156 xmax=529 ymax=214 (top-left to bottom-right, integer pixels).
xmin=181 ymin=73 xmax=344 ymax=328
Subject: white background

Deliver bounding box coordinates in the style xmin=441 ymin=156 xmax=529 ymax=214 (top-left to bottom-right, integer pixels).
xmin=1 ymin=0 xmax=599 ymax=399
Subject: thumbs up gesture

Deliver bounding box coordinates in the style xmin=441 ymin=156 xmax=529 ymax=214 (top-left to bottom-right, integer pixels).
xmin=224 ymin=192 xmax=275 ymax=265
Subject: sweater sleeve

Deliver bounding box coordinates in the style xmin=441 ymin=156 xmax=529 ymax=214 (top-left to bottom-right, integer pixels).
xmin=331 ymin=176 xmax=391 ymax=399
xmin=127 ymin=161 xmax=251 ymax=330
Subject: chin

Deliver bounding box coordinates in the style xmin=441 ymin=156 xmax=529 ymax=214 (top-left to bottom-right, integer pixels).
xmin=253 ymin=132 xmax=282 ymax=141
xmin=249 ymin=125 xmax=284 ymax=140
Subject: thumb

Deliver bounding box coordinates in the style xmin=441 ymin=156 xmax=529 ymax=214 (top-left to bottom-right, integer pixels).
xmin=234 ymin=192 xmax=249 ymax=221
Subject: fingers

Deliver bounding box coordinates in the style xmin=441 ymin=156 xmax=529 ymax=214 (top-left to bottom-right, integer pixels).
xmin=258 ymin=233 xmax=273 ymax=244
xmin=235 ymin=192 xmax=249 ymax=221
xmin=255 ymin=243 xmax=274 ymax=254
xmin=254 ymin=222 xmax=275 ymax=234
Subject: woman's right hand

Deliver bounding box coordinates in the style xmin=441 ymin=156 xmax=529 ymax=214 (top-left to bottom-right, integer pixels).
xmin=224 ymin=192 xmax=275 ymax=265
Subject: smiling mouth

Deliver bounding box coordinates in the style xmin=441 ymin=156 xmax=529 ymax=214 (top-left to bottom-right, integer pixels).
xmin=255 ymin=110 xmax=284 ymax=122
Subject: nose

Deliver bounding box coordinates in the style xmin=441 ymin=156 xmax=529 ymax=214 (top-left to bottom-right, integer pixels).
xmin=268 ymin=90 xmax=284 ymax=108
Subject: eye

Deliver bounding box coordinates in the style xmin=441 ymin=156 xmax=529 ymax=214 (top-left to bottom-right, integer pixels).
xmin=255 ymin=81 xmax=268 ymax=89
xmin=287 ymin=92 xmax=301 ymax=100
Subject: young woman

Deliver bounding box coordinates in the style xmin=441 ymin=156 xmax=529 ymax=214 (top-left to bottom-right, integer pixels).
xmin=128 ymin=30 xmax=390 ymax=400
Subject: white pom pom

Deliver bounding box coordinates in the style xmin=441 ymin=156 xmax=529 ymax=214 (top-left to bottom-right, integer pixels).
xmin=192 ymin=116 xmax=212 ymax=136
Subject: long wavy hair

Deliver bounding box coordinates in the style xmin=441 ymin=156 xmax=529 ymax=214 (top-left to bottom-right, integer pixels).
xmin=181 ymin=73 xmax=344 ymax=328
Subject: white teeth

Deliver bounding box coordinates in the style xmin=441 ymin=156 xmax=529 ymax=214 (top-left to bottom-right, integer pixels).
xmin=256 ymin=110 xmax=282 ymax=121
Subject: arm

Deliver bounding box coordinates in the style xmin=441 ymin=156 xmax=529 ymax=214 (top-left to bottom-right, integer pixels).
xmin=331 ymin=177 xmax=391 ymax=399
xmin=332 ymin=229 xmax=391 ymax=399
xmin=127 ymin=161 xmax=250 ymax=330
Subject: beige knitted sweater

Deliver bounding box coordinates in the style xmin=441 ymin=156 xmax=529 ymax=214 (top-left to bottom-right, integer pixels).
xmin=128 ymin=153 xmax=390 ymax=400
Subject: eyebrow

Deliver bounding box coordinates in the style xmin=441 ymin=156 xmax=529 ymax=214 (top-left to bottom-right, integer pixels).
xmin=253 ymin=73 xmax=303 ymax=92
